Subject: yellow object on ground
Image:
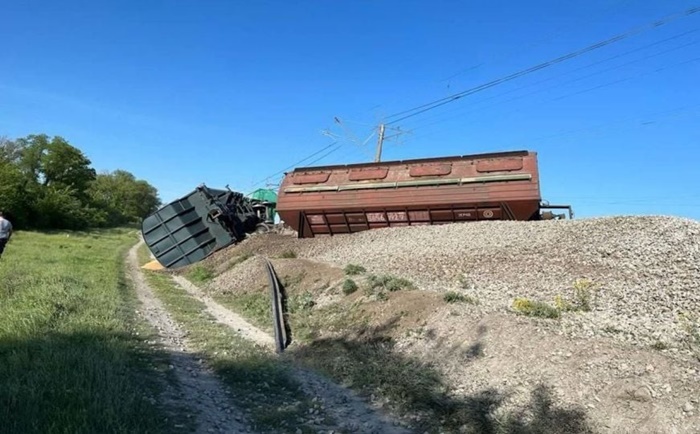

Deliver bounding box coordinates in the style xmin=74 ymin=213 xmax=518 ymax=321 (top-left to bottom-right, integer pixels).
xmin=141 ymin=259 xmax=165 ymax=271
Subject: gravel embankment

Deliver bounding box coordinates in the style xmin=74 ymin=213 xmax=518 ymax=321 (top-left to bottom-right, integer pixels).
xmin=210 ymin=256 xmax=268 ymax=294
xmin=290 ymin=215 xmax=700 ymax=352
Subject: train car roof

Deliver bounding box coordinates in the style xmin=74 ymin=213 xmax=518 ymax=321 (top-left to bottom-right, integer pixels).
xmin=291 ymin=149 xmax=532 ymax=173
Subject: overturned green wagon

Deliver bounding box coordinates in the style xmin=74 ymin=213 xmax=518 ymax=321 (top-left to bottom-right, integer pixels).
xmin=141 ymin=184 xmax=275 ymax=269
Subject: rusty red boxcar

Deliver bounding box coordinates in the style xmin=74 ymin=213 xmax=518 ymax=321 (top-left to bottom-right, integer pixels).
xmin=276 ymin=150 xmax=571 ymax=238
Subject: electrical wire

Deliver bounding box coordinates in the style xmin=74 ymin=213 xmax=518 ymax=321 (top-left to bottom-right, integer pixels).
xmin=402 ymin=99 xmax=700 ymax=161
xmin=246 ymin=141 xmax=340 ymax=191
xmin=246 ymin=6 xmax=700 ymax=193
xmin=550 ymin=55 xmax=700 ymax=101
xmin=405 ymin=27 xmax=700 ymax=131
xmin=384 ymin=5 xmax=700 ymax=125
xmin=402 ymin=53 xmax=700 ymax=146
xmin=439 ymin=0 xmax=634 ymax=83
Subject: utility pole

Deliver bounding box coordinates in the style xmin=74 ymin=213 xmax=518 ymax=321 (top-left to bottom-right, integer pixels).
xmin=374 ymin=123 xmax=386 ymax=162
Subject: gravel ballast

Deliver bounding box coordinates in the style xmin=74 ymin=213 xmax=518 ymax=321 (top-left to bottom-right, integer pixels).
xmin=283 ymin=215 xmax=700 ymax=354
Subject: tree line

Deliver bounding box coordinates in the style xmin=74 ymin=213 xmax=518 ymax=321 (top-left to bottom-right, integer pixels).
xmin=0 ymin=134 xmax=161 ymax=230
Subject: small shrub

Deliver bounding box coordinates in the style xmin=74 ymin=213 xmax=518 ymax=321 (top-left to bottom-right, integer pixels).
xmin=344 ymin=264 xmax=366 ymax=275
xmin=367 ymin=274 xmax=416 ymax=292
xmin=573 ymin=278 xmax=596 ymax=311
xmin=553 ymin=294 xmax=573 ymax=311
xmin=186 ymin=265 xmax=214 ymax=284
xmin=289 ymin=292 xmax=315 ymax=313
xmin=367 ymin=274 xmax=388 ymax=288
xmin=342 ymin=279 xmax=358 ymax=295
xmin=443 ymin=291 xmax=478 ymax=305
xmin=651 ymin=341 xmax=669 ymax=351
xmin=512 ymin=297 xmax=560 ymax=319
xmin=279 ymin=250 xmax=297 ymax=259
xmin=553 ymin=279 xmax=599 ymax=313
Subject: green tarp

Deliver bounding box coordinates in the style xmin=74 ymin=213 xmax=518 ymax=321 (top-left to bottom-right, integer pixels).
xmin=247 ymin=188 xmax=278 ymax=223
xmin=248 ymin=188 xmax=278 ymax=203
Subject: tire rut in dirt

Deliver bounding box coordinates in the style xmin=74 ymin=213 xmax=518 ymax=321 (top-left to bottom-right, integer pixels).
xmin=126 ymin=241 xmax=251 ymax=434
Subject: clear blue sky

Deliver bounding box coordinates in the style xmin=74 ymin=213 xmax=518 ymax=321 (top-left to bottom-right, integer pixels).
xmin=2 ymin=0 xmax=699 ymax=220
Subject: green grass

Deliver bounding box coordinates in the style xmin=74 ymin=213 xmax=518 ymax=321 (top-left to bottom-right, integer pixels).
xmin=512 ymin=298 xmax=561 ymax=319
xmin=185 ymin=264 xmax=214 ymax=284
xmin=220 ymin=292 xmax=274 ymax=332
xmin=221 ymin=252 xmax=253 ymax=273
xmin=343 ymin=264 xmax=366 ymax=275
xmin=367 ymin=274 xmax=417 ymax=292
xmin=278 ymin=250 xmax=297 ymax=259
xmin=0 ymin=229 xmax=186 ymax=434
xmin=138 ymin=248 xmax=331 ymax=433
xmin=443 ymin=291 xmax=479 ymax=305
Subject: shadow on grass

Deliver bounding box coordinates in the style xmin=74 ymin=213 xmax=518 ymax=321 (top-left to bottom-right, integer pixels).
xmin=0 ymin=330 xmax=190 ymax=434
xmin=291 ymin=318 xmax=595 ymax=434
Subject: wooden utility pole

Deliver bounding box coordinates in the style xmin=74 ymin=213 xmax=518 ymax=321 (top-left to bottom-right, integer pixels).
xmin=374 ymin=123 xmax=386 ymax=162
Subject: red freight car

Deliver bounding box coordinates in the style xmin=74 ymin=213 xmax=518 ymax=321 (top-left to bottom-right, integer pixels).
xmin=276 ymin=150 xmax=572 ymax=238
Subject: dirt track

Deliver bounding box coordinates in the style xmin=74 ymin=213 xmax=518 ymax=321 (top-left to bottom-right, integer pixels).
xmin=171 ymin=272 xmax=411 ymax=434
xmin=131 ymin=240 xmax=409 ymax=433
xmin=126 ymin=241 xmax=251 ymax=434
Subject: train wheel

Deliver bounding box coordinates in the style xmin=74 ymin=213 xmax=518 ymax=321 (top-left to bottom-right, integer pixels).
xmin=255 ymin=223 xmax=271 ymax=233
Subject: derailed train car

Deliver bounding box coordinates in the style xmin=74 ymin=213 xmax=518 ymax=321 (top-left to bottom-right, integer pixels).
xmin=141 ymin=185 xmax=274 ymax=269
xmin=275 ymin=150 xmax=572 ymax=238
xmin=141 ymin=150 xmax=572 ymax=268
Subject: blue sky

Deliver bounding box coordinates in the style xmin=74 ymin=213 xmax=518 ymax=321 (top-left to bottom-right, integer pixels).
xmin=1 ymin=0 xmax=699 ymax=220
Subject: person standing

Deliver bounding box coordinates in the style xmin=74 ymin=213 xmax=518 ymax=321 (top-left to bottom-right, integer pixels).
xmin=0 ymin=211 xmax=13 ymax=260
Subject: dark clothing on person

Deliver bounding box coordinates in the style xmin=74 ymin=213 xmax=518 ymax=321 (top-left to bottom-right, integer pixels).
xmin=0 ymin=238 xmax=7 ymax=257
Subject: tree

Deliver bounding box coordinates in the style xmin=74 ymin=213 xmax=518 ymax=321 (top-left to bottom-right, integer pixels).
xmin=0 ymin=159 xmax=29 ymax=226
xmin=1 ymin=133 xmax=161 ymax=229
xmin=88 ymin=170 xmax=161 ymax=225
xmin=0 ymin=136 xmax=24 ymax=163
xmin=16 ymin=134 xmax=96 ymax=193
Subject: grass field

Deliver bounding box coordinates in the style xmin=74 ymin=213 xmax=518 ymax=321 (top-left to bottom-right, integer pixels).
xmin=0 ymin=229 xmax=183 ymax=434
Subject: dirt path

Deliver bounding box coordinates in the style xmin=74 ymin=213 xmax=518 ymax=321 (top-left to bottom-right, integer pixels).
xmin=172 ymin=275 xmax=275 ymax=348
xmin=126 ymin=242 xmax=251 ymax=434
xmin=172 ymin=273 xmax=412 ymax=434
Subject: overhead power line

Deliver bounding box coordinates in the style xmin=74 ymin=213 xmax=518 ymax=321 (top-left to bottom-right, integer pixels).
xmin=405 ymin=27 xmax=700 ymax=131
xmin=384 ymin=5 xmax=700 ymax=125
xmin=439 ymin=0 xmax=633 ymax=83
xmin=405 ymin=32 xmax=700 ymax=133
xmin=404 ymin=58 xmax=700 ymax=147
xmin=246 ymin=141 xmax=339 ymax=192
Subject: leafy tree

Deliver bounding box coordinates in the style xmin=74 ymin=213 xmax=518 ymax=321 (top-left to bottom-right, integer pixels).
xmin=1 ymin=133 xmax=160 ymax=229
xmin=16 ymin=134 xmax=96 ymax=192
xmin=0 ymin=159 xmax=29 ymax=226
xmin=0 ymin=136 xmax=24 ymax=163
xmin=88 ymin=170 xmax=161 ymax=225
xmin=32 ymin=185 xmax=88 ymax=229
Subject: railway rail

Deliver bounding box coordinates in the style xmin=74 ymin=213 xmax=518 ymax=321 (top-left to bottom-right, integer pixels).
xmin=264 ymin=258 xmax=290 ymax=353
